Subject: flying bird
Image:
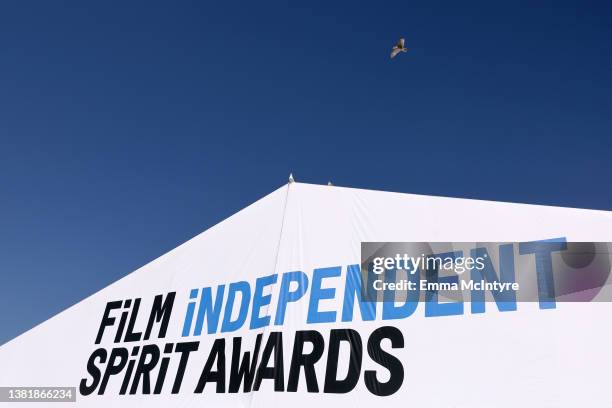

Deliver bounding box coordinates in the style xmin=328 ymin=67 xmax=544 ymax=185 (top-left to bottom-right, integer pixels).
xmin=390 ymin=38 xmax=408 ymax=59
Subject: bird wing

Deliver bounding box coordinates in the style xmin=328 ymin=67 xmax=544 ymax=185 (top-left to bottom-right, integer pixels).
xmin=390 ymin=48 xmax=400 ymax=58
xmin=398 ymin=38 xmax=405 ymax=48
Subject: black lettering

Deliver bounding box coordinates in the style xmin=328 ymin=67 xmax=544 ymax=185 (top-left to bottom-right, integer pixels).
xmin=154 ymin=343 xmax=174 ymax=394
xmin=253 ymin=332 xmax=284 ymax=391
xmin=119 ymin=347 xmax=139 ymax=394
xmin=95 ymin=301 xmax=122 ymax=344
xmin=129 ymin=344 xmax=160 ymax=394
xmin=144 ymin=292 xmax=176 ymax=340
xmin=364 ymin=326 xmax=404 ymax=396
xmin=288 ymin=330 xmax=324 ymax=392
xmin=323 ymin=329 xmax=362 ymax=393
xmin=195 ymin=338 xmax=226 ymax=393
xmin=79 ymin=348 xmax=107 ymax=395
xmin=229 ymin=334 xmax=262 ymax=393
xmin=99 ymin=347 xmax=128 ymax=394
xmin=172 ymin=341 xmax=200 ymax=394
xmin=125 ymin=298 xmax=143 ymax=342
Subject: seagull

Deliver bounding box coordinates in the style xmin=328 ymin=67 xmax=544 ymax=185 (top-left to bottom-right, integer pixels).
xmin=288 ymin=173 xmax=295 ymax=183
xmin=390 ymin=38 xmax=408 ymax=59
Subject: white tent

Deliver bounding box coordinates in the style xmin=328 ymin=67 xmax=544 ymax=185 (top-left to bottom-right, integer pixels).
xmin=1 ymin=182 xmax=612 ymax=407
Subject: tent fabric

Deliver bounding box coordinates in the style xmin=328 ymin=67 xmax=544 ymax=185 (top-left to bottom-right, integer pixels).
xmin=1 ymin=182 xmax=612 ymax=407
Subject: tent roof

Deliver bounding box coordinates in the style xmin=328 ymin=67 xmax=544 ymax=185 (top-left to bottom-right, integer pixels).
xmin=1 ymin=182 xmax=611 ymax=406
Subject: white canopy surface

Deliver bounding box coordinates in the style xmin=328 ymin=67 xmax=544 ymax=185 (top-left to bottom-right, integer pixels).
xmin=1 ymin=182 xmax=611 ymax=407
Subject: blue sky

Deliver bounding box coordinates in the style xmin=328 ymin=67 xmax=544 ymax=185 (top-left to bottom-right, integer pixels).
xmin=0 ymin=0 xmax=610 ymax=345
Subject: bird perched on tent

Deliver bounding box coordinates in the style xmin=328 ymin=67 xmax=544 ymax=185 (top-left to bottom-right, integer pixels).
xmin=390 ymin=38 xmax=408 ymax=58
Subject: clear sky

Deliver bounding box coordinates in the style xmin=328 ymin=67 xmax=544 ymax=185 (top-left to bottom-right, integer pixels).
xmin=0 ymin=1 xmax=610 ymax=345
